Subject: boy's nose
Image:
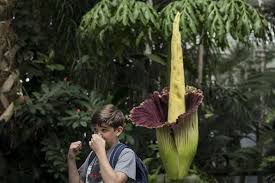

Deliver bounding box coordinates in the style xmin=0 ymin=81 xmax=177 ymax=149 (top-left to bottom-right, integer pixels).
xmin=97 ymin=132 xmax=102 ymax=137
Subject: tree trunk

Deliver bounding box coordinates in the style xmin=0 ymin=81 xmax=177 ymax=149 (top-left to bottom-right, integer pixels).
xmin=256 ymin=1 xmax=266 ymax=182
xmin=0 ymin=0 xmax=20 ymax=122
xmin=248 ymin=0 xmax=275 ymax=10
xmin=197 ymin=42 xmax=204 ymax=88
xmin=256 ymin=44 xmax=266 ymax=183
xmin=141 ymin=0 xmax=153 ymax=99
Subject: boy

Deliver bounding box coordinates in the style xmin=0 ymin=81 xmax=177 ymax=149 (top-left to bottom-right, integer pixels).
xmin=68 ymin=104 xmax=136 ymax=183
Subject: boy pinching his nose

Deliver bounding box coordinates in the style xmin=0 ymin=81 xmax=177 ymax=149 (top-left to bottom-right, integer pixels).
xmin=68 ymin=104 xmax=136 ymax=183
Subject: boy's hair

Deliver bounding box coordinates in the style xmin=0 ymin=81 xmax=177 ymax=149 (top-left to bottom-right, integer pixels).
xmin=91 ymin=104 xmax=125 ymax=129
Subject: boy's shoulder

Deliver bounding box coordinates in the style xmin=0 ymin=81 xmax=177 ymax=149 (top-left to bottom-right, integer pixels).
xmin=117 ymin=144 xmax=149 ymax=183
xmin=121 ymin=146 xmax=135 ymax=153
xmin=112 ymin=143 xmax=135 ymax=159
xmin=118 ymin=147 xmax=136 ymax=159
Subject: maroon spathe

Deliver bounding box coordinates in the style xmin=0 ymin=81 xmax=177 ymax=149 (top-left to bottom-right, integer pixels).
xmin=129 ymin=87 xmax=203 ymax=129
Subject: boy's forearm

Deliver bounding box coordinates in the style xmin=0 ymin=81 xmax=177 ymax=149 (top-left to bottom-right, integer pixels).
xmin=97 ymin=152 xmax=120 ymax=183
xmin=68 ymin=158 xmax=84 ymax=183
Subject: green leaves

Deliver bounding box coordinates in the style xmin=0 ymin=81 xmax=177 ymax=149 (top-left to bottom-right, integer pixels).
xmin=80 ymin=0 xmax=112 ymax=36
xmin=79 ymin=0 xmax=160 ymax=64
xmin=229 ymin=147 xmax=261 ymax=172
xmin=160 ymin=0 xmax=268 ymax=47
xmin=41 ymin=135 xmax=67 ymax=181
xmin=12 ymin=81 xmax=105 ymax=182
xmin=79 ymin=0 xmax=158 ymax=43
xmin=208 ymin=0 xmax=268 ymax=46
xmin=144 ymin=53 xmax=166 ymax=66
xmin=206 ymin=1 xmax=225 ymax=44
xmin=79 ymin=0 xmax=268 ymax=66
xmin=221 ymin=0 xmax=266 ymax=42
xmin=14 ymin=81 xmax=104 ymax=142
xmin=160 ymin=0 xmax=202 ymax=41
xmin=60 ymin=109 xmax=91 ymax=129
xmin=133 ymin=1 xmax=159 ymax=28
xmin=260 ymin=156 xmax=275 ymax=171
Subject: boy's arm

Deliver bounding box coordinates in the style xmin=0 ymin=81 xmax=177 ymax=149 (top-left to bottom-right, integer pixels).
xmin=68 ymin=158 xmax=84 ymax=183
xmin=91 ymin=134 xmax=128 ymax=183
xmin=97 ymin=152 xmax=128 ymax=183
xmin=68 ymin=141 xmax=84 ymax=183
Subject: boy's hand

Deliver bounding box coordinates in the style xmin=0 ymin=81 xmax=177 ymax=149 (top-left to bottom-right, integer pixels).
xmin=68 ymin=141 xmax=82 ymax=160
xmin=89 ymin=134 xmax=106 ymax=155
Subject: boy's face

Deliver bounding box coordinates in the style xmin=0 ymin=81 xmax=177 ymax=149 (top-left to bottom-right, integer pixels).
xmin=92 ymin=123 xmax=123 ymax=150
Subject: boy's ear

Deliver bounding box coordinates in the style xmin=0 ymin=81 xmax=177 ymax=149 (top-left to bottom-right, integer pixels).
xmin=115 ymin=126 xmax=124 ymax=137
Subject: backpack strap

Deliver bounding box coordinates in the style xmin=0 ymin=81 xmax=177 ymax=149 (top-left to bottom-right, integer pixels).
xmin=87 ymin=143 xmax=148 ymax=183
xmin=109 ymin=143 xmax=127 ymax=169
xmin=88 ymin=151 xmax=96 ymax=166
xmin=87 ymin=143 xmax=127 ymax=168
xmin=135 ymin=155 xmax=149 ymax=183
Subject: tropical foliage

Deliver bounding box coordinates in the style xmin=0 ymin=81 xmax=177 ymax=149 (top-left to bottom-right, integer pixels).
xmin=0 ymin=0 xmax=275 ymax=182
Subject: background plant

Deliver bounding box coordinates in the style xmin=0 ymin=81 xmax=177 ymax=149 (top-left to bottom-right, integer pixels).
xmin=1 ymin=0 xmax=275 ymax=182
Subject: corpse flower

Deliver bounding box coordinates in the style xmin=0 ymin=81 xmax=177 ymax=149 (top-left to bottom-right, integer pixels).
xmin=129 ymin=13 xmax=203 ymax=181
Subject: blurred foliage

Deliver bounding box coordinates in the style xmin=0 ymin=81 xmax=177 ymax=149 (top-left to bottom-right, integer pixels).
xmin=0 ymin=81 xmax=104 ymax=182
xmin=195 ymin=42 xmax=275 ymax=181
xmin=79 ymin=0 xmax=159 ymax=61
xmin=1 ymin=0 xmax=275 ymax=182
